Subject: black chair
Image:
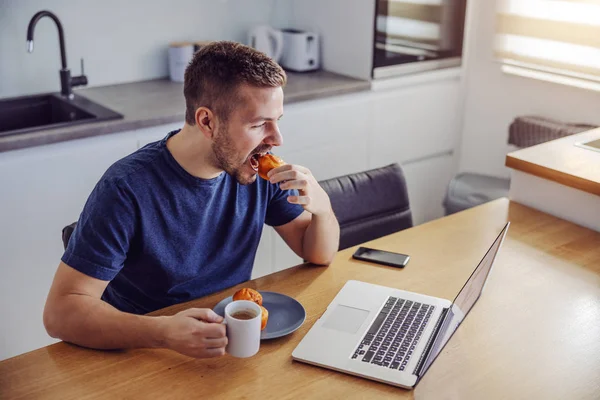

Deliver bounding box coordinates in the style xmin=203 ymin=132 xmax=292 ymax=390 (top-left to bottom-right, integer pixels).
xmin=62 ymin=221 xmax=77 ymax=250
xmin=319 ymin=163 xmax=413 ymax=250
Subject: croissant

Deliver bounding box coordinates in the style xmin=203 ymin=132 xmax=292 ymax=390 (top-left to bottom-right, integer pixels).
xmin=257 ymin=154 xmax=286 ymax=181
xmin=232 ymin=288 xmax=262 ymax=306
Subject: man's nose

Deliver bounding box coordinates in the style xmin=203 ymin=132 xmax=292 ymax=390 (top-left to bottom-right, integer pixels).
xmin=265 ymin=123 xmax=283 ymax=147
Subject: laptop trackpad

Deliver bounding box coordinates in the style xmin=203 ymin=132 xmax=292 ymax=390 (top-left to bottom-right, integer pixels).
xmin=322 ymin=305 xmax=370 ymax=334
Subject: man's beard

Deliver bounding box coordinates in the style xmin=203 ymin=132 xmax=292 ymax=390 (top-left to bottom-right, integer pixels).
xmin=212 ymin=125 xmax=265 ymax=185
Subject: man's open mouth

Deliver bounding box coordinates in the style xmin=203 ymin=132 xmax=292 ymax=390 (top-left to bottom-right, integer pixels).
xmin=249 ymin=151 xmax=269 ymax=171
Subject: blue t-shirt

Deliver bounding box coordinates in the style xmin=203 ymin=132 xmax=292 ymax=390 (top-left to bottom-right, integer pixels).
xmin=62 ymin=130 xmax=304 ymax=314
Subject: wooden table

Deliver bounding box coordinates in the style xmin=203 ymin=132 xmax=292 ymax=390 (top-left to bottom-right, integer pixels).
xmin=2 ymin=199 xmax=599 ymax=399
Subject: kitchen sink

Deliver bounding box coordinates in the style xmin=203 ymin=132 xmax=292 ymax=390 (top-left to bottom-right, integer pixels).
xmin=0 ymin=93 xmax=123 ymax=137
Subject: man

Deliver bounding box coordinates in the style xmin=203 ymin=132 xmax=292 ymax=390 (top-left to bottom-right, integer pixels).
xmin=43 ymin=41 xmax=340 ymax=359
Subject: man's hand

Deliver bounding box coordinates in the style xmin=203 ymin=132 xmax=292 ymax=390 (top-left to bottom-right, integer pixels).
xmin=269 ymin=163 xmax=339 ymax=266
xmin=162 ymin=308 xmax=227 ymax=358
xmin=268 ymin=164 xmax=332 ymax=216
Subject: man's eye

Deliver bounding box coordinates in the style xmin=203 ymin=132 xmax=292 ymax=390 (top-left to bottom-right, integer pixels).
xmin=252 ymin=122 xmax=266 ymax=129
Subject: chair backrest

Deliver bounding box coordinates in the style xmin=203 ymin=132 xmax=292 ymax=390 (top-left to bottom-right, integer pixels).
xmin=318 ymin=163 xmax=413 ymax=250
xmin=62 ymin=221 xmax=77 ymax=250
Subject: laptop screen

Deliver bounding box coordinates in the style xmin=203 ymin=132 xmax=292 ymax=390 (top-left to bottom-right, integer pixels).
xmin=451 ymin=222 xmax=509 ymax=317
xmin=417 ymin=222 xmax=509 ymax=378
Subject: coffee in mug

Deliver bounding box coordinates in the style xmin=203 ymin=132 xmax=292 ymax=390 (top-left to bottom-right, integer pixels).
xmin=231 ymin=310 xmax=257 ymax=320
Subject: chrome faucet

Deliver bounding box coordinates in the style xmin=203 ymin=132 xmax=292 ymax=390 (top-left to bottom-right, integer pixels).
xmin=26 ymin=10 xmax=88 ymax=99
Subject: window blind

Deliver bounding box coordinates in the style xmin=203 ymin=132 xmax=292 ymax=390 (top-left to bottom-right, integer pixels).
xmin=495 ymin=0 xmax=600 ymax=82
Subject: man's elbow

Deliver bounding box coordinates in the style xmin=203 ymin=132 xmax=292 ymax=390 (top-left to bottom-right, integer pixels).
xmin=311 ymin=259 xmax=333 ymax=266
xmin=306 ymin=252 xmax=336 ymax=266
xmin=43 ymin=299 xmax=64 ymax=339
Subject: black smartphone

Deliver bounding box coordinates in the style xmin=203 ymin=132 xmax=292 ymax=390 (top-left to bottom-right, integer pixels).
xmin=352 ymin=247 xmax=410 ymax=268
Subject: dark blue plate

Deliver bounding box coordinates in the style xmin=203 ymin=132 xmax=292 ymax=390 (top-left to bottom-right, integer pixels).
xmin=213 ymin=291 xmax=306 ymax=340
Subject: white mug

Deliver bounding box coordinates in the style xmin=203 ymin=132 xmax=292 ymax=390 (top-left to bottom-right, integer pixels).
xmin=224 ymin=300 xmax=262 ymax=358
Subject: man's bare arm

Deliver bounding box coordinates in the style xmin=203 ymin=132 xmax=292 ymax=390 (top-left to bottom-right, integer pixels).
xmin=270 ymin=164 xmax=340 ymax=265
xmin=43 ymin=262 xmax=227 ymax=358
xmin=275 ymin=209 xmax=339 ymax=265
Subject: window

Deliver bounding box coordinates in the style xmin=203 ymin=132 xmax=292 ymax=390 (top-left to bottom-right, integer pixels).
xmin=495 ymin=0 xmax=600 ymax=89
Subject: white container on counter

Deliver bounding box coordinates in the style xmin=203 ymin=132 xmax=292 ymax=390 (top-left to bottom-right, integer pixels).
xmin=168 ymin=42 xmax=194 ymax=82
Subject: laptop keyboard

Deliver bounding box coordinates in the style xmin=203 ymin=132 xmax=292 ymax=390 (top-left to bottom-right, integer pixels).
xmin=352 ymin=297 xmax=434 ymax=371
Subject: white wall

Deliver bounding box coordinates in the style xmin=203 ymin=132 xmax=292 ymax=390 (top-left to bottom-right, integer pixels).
xmin=458 ymin=1 xmax=600 ymax=179
xmin=283 ymin=0 xmax=374 ymax=80
xmin=0 ymin=0 xmax=292 ymax=98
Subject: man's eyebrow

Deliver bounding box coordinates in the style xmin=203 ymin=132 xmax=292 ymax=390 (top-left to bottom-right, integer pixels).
xmin=249 ymin=114 xmax=284 ymax=123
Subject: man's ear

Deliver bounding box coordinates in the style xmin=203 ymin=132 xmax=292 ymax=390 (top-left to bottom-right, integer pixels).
xmin=195 ymin=107 xmax=215 ymax=139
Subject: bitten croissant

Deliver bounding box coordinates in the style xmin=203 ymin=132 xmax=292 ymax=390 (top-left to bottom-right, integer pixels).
xmin=257 ymin=154 xmax=286 ymax=181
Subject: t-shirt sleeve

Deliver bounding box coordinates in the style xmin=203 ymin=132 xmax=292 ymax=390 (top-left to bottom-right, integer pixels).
xmin=61 ymin=178 xmax=137 ymax=281
xmin=265 ymin=185 xmax=304 ymax=227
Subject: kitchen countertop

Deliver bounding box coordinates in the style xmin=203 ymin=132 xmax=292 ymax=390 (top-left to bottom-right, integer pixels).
xmin=0 ymin=70 xmax=370 ymax=153
xmin=505 ymin=127 xmax=600 ymax=196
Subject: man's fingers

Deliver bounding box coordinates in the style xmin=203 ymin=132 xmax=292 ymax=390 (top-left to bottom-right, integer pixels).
xmin=203 ymin=336 xmax=228 ymax=349
xmin=267 ymin=163 xmax=292 ymax=175
xmin=287 ymin=195 xmax=311 ymax=205
xmin=269 ymin=165 xmax=310 ymax=182
xmin=198 ymin=321 xmax=227 ymax=338
xmin=270 ymin=169 xmax=302 ymax=183
xmin=181 ymin=308 xmax=223 ymax=323
xmin=280 ymin=179 xmax=308 ymax=191
xmin=196 ymin=347 xmax=226 ymax=358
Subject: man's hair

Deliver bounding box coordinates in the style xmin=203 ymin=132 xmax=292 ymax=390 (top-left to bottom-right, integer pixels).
xmin=184 ymin=41 xmax=287 ymax=125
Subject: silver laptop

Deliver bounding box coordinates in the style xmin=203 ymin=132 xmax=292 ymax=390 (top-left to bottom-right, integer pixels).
xmin=292 ymin=222 xmax=510 ymax=389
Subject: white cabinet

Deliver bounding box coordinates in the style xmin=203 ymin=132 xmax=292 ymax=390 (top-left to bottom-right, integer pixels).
xmin=278 ymin=92 xmax=372 ymax=180
xmin=251 ymin=228 xmax=273 ymax=280
xmin=403 ymin=154 xmax=457 ymax=225
xmin=272 ymin=231 xmax=303 ymax=273
xmin=368 ymin=77 xmax=461 ymax=168
xmin=135 ymin=122 xmax=182 ymax=149
xmin=365 ymin=77 xmax=461 ymax=227
xmin=279 ymin=93 xmax=369 ymax=151
xmin=0 ymin=131 xmax=138 ymax=361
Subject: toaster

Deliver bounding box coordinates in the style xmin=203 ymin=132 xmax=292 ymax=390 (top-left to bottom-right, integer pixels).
xmin=280 ymin=29 xmax=320 ymax=72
